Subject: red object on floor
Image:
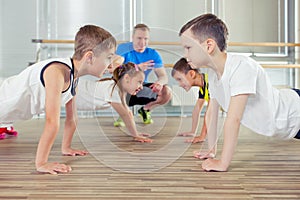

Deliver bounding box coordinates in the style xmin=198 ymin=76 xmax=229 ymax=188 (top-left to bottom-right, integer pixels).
xmin=5 ymin=127 xmax=18 ymax=136
xmin=0 ymin=127 xmax=18 ymax=139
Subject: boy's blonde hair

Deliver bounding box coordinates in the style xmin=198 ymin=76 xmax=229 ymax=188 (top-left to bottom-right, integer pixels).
xmin=73 ymin=25 xmax=117 ymax=60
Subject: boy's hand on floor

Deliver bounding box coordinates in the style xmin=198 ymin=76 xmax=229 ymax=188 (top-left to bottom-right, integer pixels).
xmin=140 ymin=132 xmax=151 ymax=137
xmin=133 ymin=136 xmax=153 ymax=143
xmin=37 ymin=162 xmax=72 ymax=175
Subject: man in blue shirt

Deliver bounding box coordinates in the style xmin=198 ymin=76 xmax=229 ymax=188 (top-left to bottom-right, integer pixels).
xmin=115 ymin=24 xmax=172 ymax=125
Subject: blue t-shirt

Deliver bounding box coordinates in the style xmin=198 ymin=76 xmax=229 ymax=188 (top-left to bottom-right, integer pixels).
xmin=116 ymin=42 xmax=163 ymax=83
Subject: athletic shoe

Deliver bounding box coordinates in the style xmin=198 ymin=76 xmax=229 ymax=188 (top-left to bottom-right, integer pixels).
xmin=0 ymin=132 xmax=5 ymax=140
xmin=0 ymin=128 xmax=6 ymax=139
xmin=0 ymin=127 xmax=18 ymax=139
xmin=114 ymin=118 xmax=125 ymax=127
xmin=5 ymin=127 xmax=18 ymax=136
xmin=138 ymin=107 xmax=153 ymax=124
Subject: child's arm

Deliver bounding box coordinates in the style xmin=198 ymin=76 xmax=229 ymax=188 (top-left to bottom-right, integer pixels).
xmin=189 ymin=100 xmax=209 ymax=143
xmin=111 ymin=102 xmax=152 ymax=143
xmin=35 ymin=64 xmax=71 ymax=174
xmin=202 ymin=94 xmax=249 ymax=172
xmin=180 ymin=99 xmax=206 ymax=143
xmin=199 ymin=100 xmax=209 ymax=139
xmin=192 ymin=99 xmax=205 ymax=134
xmin=61 ymin=96 xmax=88 ymax=156
xmin=194 ymin=98 xmax=219 ymax=159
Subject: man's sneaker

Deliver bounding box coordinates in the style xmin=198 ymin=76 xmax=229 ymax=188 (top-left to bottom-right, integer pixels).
xmin=138 ymin=107 xmax=153 ymax=124
xmin=114 ymin=118 xmax=125 ymax=127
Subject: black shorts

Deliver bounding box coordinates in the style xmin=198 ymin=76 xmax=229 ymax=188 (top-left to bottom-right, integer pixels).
xmin=292 ymin=88 xmax=300 ymax=96
xmin=126 ymin=83 xmax=158 ymax=107
xmin=292 ymin=88 xmax=300 ymax=139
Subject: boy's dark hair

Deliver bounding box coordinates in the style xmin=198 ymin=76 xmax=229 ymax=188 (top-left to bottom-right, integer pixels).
xmin=133 ymin=23 xmax=150 ymax=34
xmin=73 ymin=25 xmax=117 ymax=60
xmin=179 ymin=13 xmax=228 ymax=52
xmin=171 ymin=58 xmax=200 ymax=77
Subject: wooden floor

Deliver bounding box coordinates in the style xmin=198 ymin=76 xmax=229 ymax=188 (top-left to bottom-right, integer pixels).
xmin=0 ymin=116 xmax=300 ymax=200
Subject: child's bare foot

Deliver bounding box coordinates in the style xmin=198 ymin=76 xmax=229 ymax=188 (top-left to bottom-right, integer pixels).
xmin=193 ymin=151 xmax=215 ymax=160
xmin=185 ymin=136 xmax=205 ymax=143
xmin=177 ymin=131 xmax=195 ymax=137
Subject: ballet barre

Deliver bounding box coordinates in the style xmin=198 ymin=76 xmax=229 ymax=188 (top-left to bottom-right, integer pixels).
xmin=32 ymin=39 xmax=300 ymax=47
xmin=164 ymin=64 xmax=300 ymax=68
xmin=31 ymin=39 xmax=300 ymax=69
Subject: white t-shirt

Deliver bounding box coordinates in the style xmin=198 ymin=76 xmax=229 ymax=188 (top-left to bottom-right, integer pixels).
xmin=0 ymin=58 xmax=74 ymax=126
xmin=76 ymin=79 xmax=122 ymax=111
xmin=208 ymin=53 xmax=300 ymax=139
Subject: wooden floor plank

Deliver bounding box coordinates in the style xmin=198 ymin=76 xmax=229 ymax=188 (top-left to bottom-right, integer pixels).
xmin=0 ymin=117 xmax=299 ymax=199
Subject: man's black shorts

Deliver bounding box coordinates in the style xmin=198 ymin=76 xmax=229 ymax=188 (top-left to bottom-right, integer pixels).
xmin=126 ymin=83 xmax=158 ymax=107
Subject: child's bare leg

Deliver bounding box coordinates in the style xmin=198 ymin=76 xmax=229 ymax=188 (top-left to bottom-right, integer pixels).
xmin=185 ymin=122 xmax=207 ymax=143
xmin=195 ymin=121 xmax=207 ymax=142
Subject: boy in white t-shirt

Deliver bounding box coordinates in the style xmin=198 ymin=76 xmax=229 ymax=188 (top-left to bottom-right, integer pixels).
xmin=179 ymin=13 xmax=300 ymax=172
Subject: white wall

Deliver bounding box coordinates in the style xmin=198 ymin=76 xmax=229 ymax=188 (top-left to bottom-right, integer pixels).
xmin=0 ymin=0 xmax=36 ymax=77
xmin=36 ymin=0 xmax=128 ymax=60
xmin=49 ymin=0 xmax=126 ymax=38
xmin=0 ymin=0 xmax=296 ymax=87
xmin=222 ymin=0 xmax=283 ymax=53
xmin=137 ymin=0 xmax=208 ymax=42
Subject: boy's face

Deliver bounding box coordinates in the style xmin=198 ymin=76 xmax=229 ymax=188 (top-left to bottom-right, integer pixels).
xmin=106 ymin=55 xmax=124 ymax=74
xmin=132 ymin=29 xmax=149 ymax=53
xmin=180 ymin=29 xmax=209 ymax=68
xmin=173 ymin=71 xmax=193 ymax=92
xmin=92 ymin=47 xmax=116 ymax=77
